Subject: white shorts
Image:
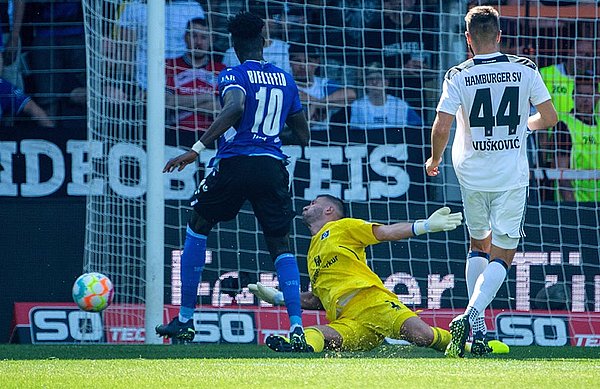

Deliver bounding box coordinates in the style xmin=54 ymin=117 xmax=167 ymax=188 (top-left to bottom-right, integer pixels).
xmin=460 ymin=186 xmax=528 ymax=249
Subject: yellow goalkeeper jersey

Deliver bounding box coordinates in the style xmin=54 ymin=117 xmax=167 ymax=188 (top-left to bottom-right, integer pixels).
xmin=306 ymin=218 xmax=397 ymax=321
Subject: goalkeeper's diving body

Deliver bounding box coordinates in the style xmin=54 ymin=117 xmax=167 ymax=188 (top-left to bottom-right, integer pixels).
xmin=252 ymin=194 xmax=465 ymax=353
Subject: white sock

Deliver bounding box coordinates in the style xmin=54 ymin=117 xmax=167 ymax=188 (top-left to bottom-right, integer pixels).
xmin=466 ymin=253 xmax=489 ymax=336
xmin=466 ymin=307 xmax=480 ymax=327
xmin=472 ymin=315 xmax=487 ymax=337
xmin=466 ymin=260 xmax=508 ymax=321
xmin=466 ymin=253 xmax=489 ymax=297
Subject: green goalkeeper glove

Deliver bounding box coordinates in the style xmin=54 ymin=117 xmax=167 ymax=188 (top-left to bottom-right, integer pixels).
xmin=413 ymin=207 xmax=463 ymax=235
xmin=248 ymin=282 xmax=285 ymax=306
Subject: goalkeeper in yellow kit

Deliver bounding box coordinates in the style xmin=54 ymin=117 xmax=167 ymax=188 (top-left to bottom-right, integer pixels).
xmin=250 ymin=194 xmax=469 ymax=353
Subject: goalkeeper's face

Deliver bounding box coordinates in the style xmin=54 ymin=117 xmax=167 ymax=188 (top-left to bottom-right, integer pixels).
xmin=301 ymin=198 xmax=326 ymax=226
xmin=302 ymin=196 xmax=341 ymax=229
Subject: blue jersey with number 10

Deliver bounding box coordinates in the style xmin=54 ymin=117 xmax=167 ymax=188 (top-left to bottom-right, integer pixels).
xmin=213 ymin=60 xmax=303 ymax=164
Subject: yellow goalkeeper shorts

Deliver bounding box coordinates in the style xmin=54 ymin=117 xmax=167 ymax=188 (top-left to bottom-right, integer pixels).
xmin=326 ymin=286 xmax=417 ymax=351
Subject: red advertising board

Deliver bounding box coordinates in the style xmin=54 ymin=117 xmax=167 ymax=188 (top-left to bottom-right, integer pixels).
xmin=10 ymin=302 xmax=600 ymax=347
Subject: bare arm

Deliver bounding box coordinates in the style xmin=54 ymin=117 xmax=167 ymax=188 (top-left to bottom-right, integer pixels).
xmin=529 ymin=100 xmax=558 ymax=130
xmin=425 ymin=111 xmax=455 ymax=176
xmin=320 ymin=88 xmax=357 ymax=107
xmin=22 ymin=100 xmax=55 ymax=128
xmin=301 ymin=290 xmax=325 ymax=310
xmin=285 ymin=110 xmax=310 ymax=146
xmin=304 ymin=88 xmax=356 ymax=122
xmin=373 ymin=207 xmax=463 ymax=240
xmin=163 ymin=89 xmax=244 ymax=173
xmin=198 ymin=89 xmax=245 ymax=146
xmin=248 ymin=282 xmax=325 ymax=310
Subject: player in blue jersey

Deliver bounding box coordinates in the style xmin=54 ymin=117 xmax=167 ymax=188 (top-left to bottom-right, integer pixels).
xmin=156 ymin=11 xmax=311 ymax=351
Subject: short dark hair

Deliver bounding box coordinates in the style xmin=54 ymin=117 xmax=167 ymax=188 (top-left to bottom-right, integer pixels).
xmin=465 ymin=6 xmax=500 ymax=47
xmin=185 ymin=17 xmax=207 ymax=32
xmin=317 ymin=194 xmax=346 ymax=218
xmin=227 ymin=11 xmax=265 ymax=57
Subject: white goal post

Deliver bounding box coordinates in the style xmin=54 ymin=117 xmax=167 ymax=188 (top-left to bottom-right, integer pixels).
xmin=82 ymin=0 xmax=166 ymax=343
xmin=144 ymin=0 xmax=166 ymax=346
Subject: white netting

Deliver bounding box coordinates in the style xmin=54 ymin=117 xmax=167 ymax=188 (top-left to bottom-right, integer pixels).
xmin=83 ymin=0 xmax=600 ymax=345
xmin=82 ymin=0 xmax=148 ymax=329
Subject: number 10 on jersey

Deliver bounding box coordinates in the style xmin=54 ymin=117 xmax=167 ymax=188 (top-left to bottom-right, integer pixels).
xmin=251 ymin=87 xmax=284 ymax=137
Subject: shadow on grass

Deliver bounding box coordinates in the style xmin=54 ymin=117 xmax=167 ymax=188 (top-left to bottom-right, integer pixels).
xmin=1 ymin=344 xmax=599 ymax=361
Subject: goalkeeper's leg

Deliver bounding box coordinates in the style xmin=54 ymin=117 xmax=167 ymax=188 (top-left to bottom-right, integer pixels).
xmin=394 ymin=316 xmax=451 ymax=352
xmin=306 ymin=325 xmax=343 ymax=352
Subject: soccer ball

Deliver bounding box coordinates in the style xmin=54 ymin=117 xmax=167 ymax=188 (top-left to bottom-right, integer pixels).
xmin=72 ymin=272 xmax=114 ymax=312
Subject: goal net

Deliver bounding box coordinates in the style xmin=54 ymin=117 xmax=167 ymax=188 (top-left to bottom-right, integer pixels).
xmin=82 ymin=0 xmax=600 ymax=346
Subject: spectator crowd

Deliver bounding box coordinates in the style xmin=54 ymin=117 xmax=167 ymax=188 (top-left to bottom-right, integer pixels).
xmin=1 ymin=0 xmax=598 ymax=203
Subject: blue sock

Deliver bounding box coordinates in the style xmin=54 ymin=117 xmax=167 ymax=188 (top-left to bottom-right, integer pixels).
xmin=179 ymin=225 xmax=207 ymax=322
xmin=274 ymin=253 xmax=303 ymax=328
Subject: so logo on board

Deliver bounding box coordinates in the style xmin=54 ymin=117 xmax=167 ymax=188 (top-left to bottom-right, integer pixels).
xmin=495 ymin=313 xmax=569 ymax=346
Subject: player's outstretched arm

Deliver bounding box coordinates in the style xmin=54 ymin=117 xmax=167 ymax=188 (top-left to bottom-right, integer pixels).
xmin=162 ymin=89 xmax=245 ymax=173
xmin=412 ymin=207 xmax=463 ymax=235
xmin=248 ymin=283 xmax=284 ymax=305
xmin=248 ymin=283 xmax=324 ymax=310
xmin=373 ymin=207 xmax=463 ymax=241
xmin=198 ymin=88 xmax=245 ymax=146
xmin=285 ymin=111 xmax=310 ymax=146
xmin=23 ymin=99 xmax=55 ymax=128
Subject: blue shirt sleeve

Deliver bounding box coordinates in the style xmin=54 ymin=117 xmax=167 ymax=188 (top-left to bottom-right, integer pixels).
xmin=324 ymin=81 xmax=340 ymax=96
xmin=0 ymin=78 xmax=30 ymax=117
xmin=406 ymin=106 xmax=422 ymax=127
xmin=217 ymin=67 xmax=246 ymax=98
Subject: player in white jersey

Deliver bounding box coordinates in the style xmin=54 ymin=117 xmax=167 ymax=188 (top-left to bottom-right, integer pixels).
xmin=425 ymin=6 xmax=558 ymax=358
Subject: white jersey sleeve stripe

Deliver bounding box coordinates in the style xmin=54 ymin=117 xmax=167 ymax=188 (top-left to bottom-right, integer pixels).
xmin=222 ymin=84 xmax=246 ymax=96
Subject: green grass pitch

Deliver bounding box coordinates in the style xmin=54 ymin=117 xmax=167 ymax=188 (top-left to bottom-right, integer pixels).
xmin=1 ymin=345 xmax=599 ymax=388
